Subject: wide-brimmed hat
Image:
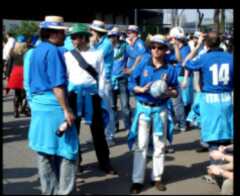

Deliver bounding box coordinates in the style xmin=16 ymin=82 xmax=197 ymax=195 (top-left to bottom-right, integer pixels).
xmin=108 ymin=27 xmax=120 ymax=37
xmin=68 ymin=23 xmax=92 ymax=36
xmin=127 ymin=25 xmax=139 ymax=32
xmin=89 ymin=20 xmax=107 ymax=33
xmin=150 ymin=34 xmax=169 ymax=48
xmin=193 ymin=31 xmax=201 ymax=39
xmin=39 ymin=16 xmax=68 ymax=30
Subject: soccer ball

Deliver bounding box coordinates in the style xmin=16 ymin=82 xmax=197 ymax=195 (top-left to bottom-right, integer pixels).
xmin=150 ymin=80 xmax=168 ymax=98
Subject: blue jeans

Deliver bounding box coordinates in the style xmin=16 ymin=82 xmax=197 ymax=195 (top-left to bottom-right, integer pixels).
xmin=37 ymin=152 xmax=76 ymax=195
xmin=102 ymin=81 xmax=116 ymax=141
xmin=171 ymin=87 xmax=186 ymax=129
xmin=113 ymin=77 xmax=131 ymax=130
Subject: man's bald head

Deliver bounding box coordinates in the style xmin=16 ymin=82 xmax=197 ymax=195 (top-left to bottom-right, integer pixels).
xmin=205 ymin=31 xmax=220 ymax=49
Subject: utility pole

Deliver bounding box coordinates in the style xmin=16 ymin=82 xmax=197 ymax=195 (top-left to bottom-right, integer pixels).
xmin=134 ymin=9 xmax=138 ymax=25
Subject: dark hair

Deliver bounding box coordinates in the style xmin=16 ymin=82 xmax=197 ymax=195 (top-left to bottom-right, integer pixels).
xmin=39 ymin=28 xmax=63 ymax=41
xmin=205 ymin=32 xmax=220 ymax=49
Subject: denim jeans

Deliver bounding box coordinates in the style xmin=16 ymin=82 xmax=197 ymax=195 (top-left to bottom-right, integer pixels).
xmin=37 ymin=152 xmax=77 ymax=195
xmin=112 ymin=77 xmax=131 ymax=130
xmin=171 ymin=87 xmax=186 ymax=129
xmin=102 ymin=81 xmax=116 ymax=141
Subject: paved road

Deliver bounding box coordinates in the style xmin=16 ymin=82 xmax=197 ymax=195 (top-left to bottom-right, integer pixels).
xmin=3 ymin=90 xmax=221 ymax=195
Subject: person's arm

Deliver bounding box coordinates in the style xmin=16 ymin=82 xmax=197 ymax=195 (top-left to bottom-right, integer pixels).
xmin=171 ymin=38 xmax=182 ymax=62
xmin=182 ymin=33 xmax=205 ymax=66
xmin=207 ymin=164 xmax=233 ymax=180
xmin=125 ymin=55 xmax=142 ymax=75
xmin=134 ymin=83 xmax=151 ymax=94
xmin=210 ymin=150 xmax=233 ymax=163
xmin=53 ymin=86 xmax=75 ymax=126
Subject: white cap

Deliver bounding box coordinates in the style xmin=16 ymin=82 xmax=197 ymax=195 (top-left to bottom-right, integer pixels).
xmin=127 ymin=25 xmax=139 ymax=32
xmin=108 ymin=27 xmax=120 ymax=36
xmin=169 ymin=26 xmax=185 ymax=39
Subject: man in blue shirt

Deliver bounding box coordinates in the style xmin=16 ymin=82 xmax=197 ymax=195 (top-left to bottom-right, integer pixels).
xmin=89 ymin=19 xmax=116 ymax=146
xmin=167 ymin=33 xmax=193 ymax=132
xmin=184 ymin=32 xmax=233 ymax=182
xmin=108 ymin=27 xmax=131 ymax=132
xmin=125 ymin=25 xmax=147 ymax=78
xmin=128 ymin=34 xmax=178 ymax=194
xmin=27 ymin=16 xmax=78 ymax=195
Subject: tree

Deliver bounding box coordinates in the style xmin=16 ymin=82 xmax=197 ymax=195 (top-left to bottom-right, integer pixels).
xmin=8 ymin=21 xmax=38 ymax=38
xmin=220 ymin=9 xmax=225 ymax=34
xmin=197 ymin=9 xmax=204 ymax=31
xmin=213 ymin=9 xmax=220 ymax=33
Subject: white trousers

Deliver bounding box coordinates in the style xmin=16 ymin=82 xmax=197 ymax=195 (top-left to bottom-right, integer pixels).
xmin=132 ymin=110 xmax=167 ymax=183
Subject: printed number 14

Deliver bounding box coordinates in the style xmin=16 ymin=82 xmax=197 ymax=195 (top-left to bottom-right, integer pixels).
xmin=209 ymin=64 xmax=230 ymax=85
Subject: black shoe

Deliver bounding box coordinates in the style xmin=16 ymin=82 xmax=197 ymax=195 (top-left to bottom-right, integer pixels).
xmin=165 ymin=146 xmax=175 ymax=154
xmin=151 ymin=180 xmax=167 ymax=191
xmin=130 ymin=183 xmax=143 ymax=194
xmin=196 ymin=146 xmax=208 ymax=153
xmin=99 ymin=165 xmax=118 ymax=175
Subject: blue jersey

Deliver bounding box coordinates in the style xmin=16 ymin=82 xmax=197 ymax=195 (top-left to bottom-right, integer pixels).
xmin=111 ymin=41 xmax=128 ymax=77
xmin=91 ymin=35 xmax=113 ymax=81
xmin=126 ymin=38 xmax=146 ymax=68
xmin=185 ymin=49 xmax=233 ymax=93
xmin=129 ymin=61 xmax=178 ymax=105
xmin=29 ymin=41 xmax=68 ymax=94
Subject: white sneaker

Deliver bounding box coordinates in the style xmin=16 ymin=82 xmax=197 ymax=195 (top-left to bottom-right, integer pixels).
xmin=180 ymin=127 xmax=186 ymax=132
xmin=107 ymin=139 xmax=116 ymax=147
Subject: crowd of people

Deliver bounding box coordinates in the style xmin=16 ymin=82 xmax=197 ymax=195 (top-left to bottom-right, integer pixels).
xmin=2 ymin=15 xmax=234 ymax=195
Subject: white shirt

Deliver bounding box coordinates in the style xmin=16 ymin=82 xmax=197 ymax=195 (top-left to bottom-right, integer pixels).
xmin=64 ymin=49 xmax=106 ymax=96
xmin=3 ymin=37 xmax=16 ymax=61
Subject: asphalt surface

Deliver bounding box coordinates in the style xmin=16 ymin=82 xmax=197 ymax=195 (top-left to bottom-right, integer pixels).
xmin=3 ymin=89 xmax=221 ymax=195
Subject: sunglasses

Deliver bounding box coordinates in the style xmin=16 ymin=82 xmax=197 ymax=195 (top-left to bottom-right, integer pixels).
xmin=151 ymin=45 xmax=166 ymax=51
xmin=70 ymin=34 xmax=88 ymax=40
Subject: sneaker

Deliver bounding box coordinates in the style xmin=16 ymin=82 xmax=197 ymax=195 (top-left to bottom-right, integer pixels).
xmin=151 ymin=180 xmax=167 ymax=191
xmin=165 ymin=146 xmax=175 ymax=154
xmin=130 ymin=183 xmax=143 ymax=194
xmin=180 ymin=127 xmax=187 ymax=132
xmin=196 ymin=146 xmax=208 ymax=153
xmin=202 ymin=174 xmax=217 ymax=184
xmin=107 ymin=139 xmax=116 ymax=147
xmin=99 ymin=165 xmax=118 ymax=175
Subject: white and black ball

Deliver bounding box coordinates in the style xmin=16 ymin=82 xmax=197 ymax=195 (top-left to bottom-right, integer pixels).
xmin=150 ymin=79 xmax=168 ymax=98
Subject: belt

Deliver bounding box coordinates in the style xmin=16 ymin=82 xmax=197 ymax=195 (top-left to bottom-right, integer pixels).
xmin=139 ymin=101 xmax=161 ymax=107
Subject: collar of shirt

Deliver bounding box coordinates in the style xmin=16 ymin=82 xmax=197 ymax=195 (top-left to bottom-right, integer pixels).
xmin=94 ymin=35 xmax=107 ymax=48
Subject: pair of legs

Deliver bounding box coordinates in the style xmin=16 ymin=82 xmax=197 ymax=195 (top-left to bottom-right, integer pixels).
xmin=68 ymin=92 xmax=114 ymax=172
xmin=13 ymin=89 xmax=26 ymax=118
xmin=171 ymin=88 xmax=186 ymax=131
xmin=37 ymin=152 xmax=76 ymax=195
xmin=132 ymin=110 xmax=167 ymax=184
xmin=112 ymin=77 xmax=131 ymax=131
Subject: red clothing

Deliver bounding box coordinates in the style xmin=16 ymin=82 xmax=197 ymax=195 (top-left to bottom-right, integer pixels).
xmin=7 ymin=65 xmax=24 ymax=89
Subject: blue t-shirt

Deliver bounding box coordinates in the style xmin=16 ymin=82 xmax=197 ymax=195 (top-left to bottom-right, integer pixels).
xmin=29 ymin=41 xmax=67 ymax=94
xmin=111 ymin=41 xmax=128 ymax=77
xmin=129 ymin=61 xmax=178 ymax=105
xmin=91 ymin=35 xmax=113 ymax=81
xmin=126 ymin=38 xmax=146 ymax=68
xmin=64 ymin=35 xmax=74 ymax=51
xmin=185 ymin=49 xmax=233 ymax=93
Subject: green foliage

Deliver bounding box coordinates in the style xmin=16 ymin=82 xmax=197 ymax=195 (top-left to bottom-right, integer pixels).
xmin=8 ymin=21 xmax=38 ymax=38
